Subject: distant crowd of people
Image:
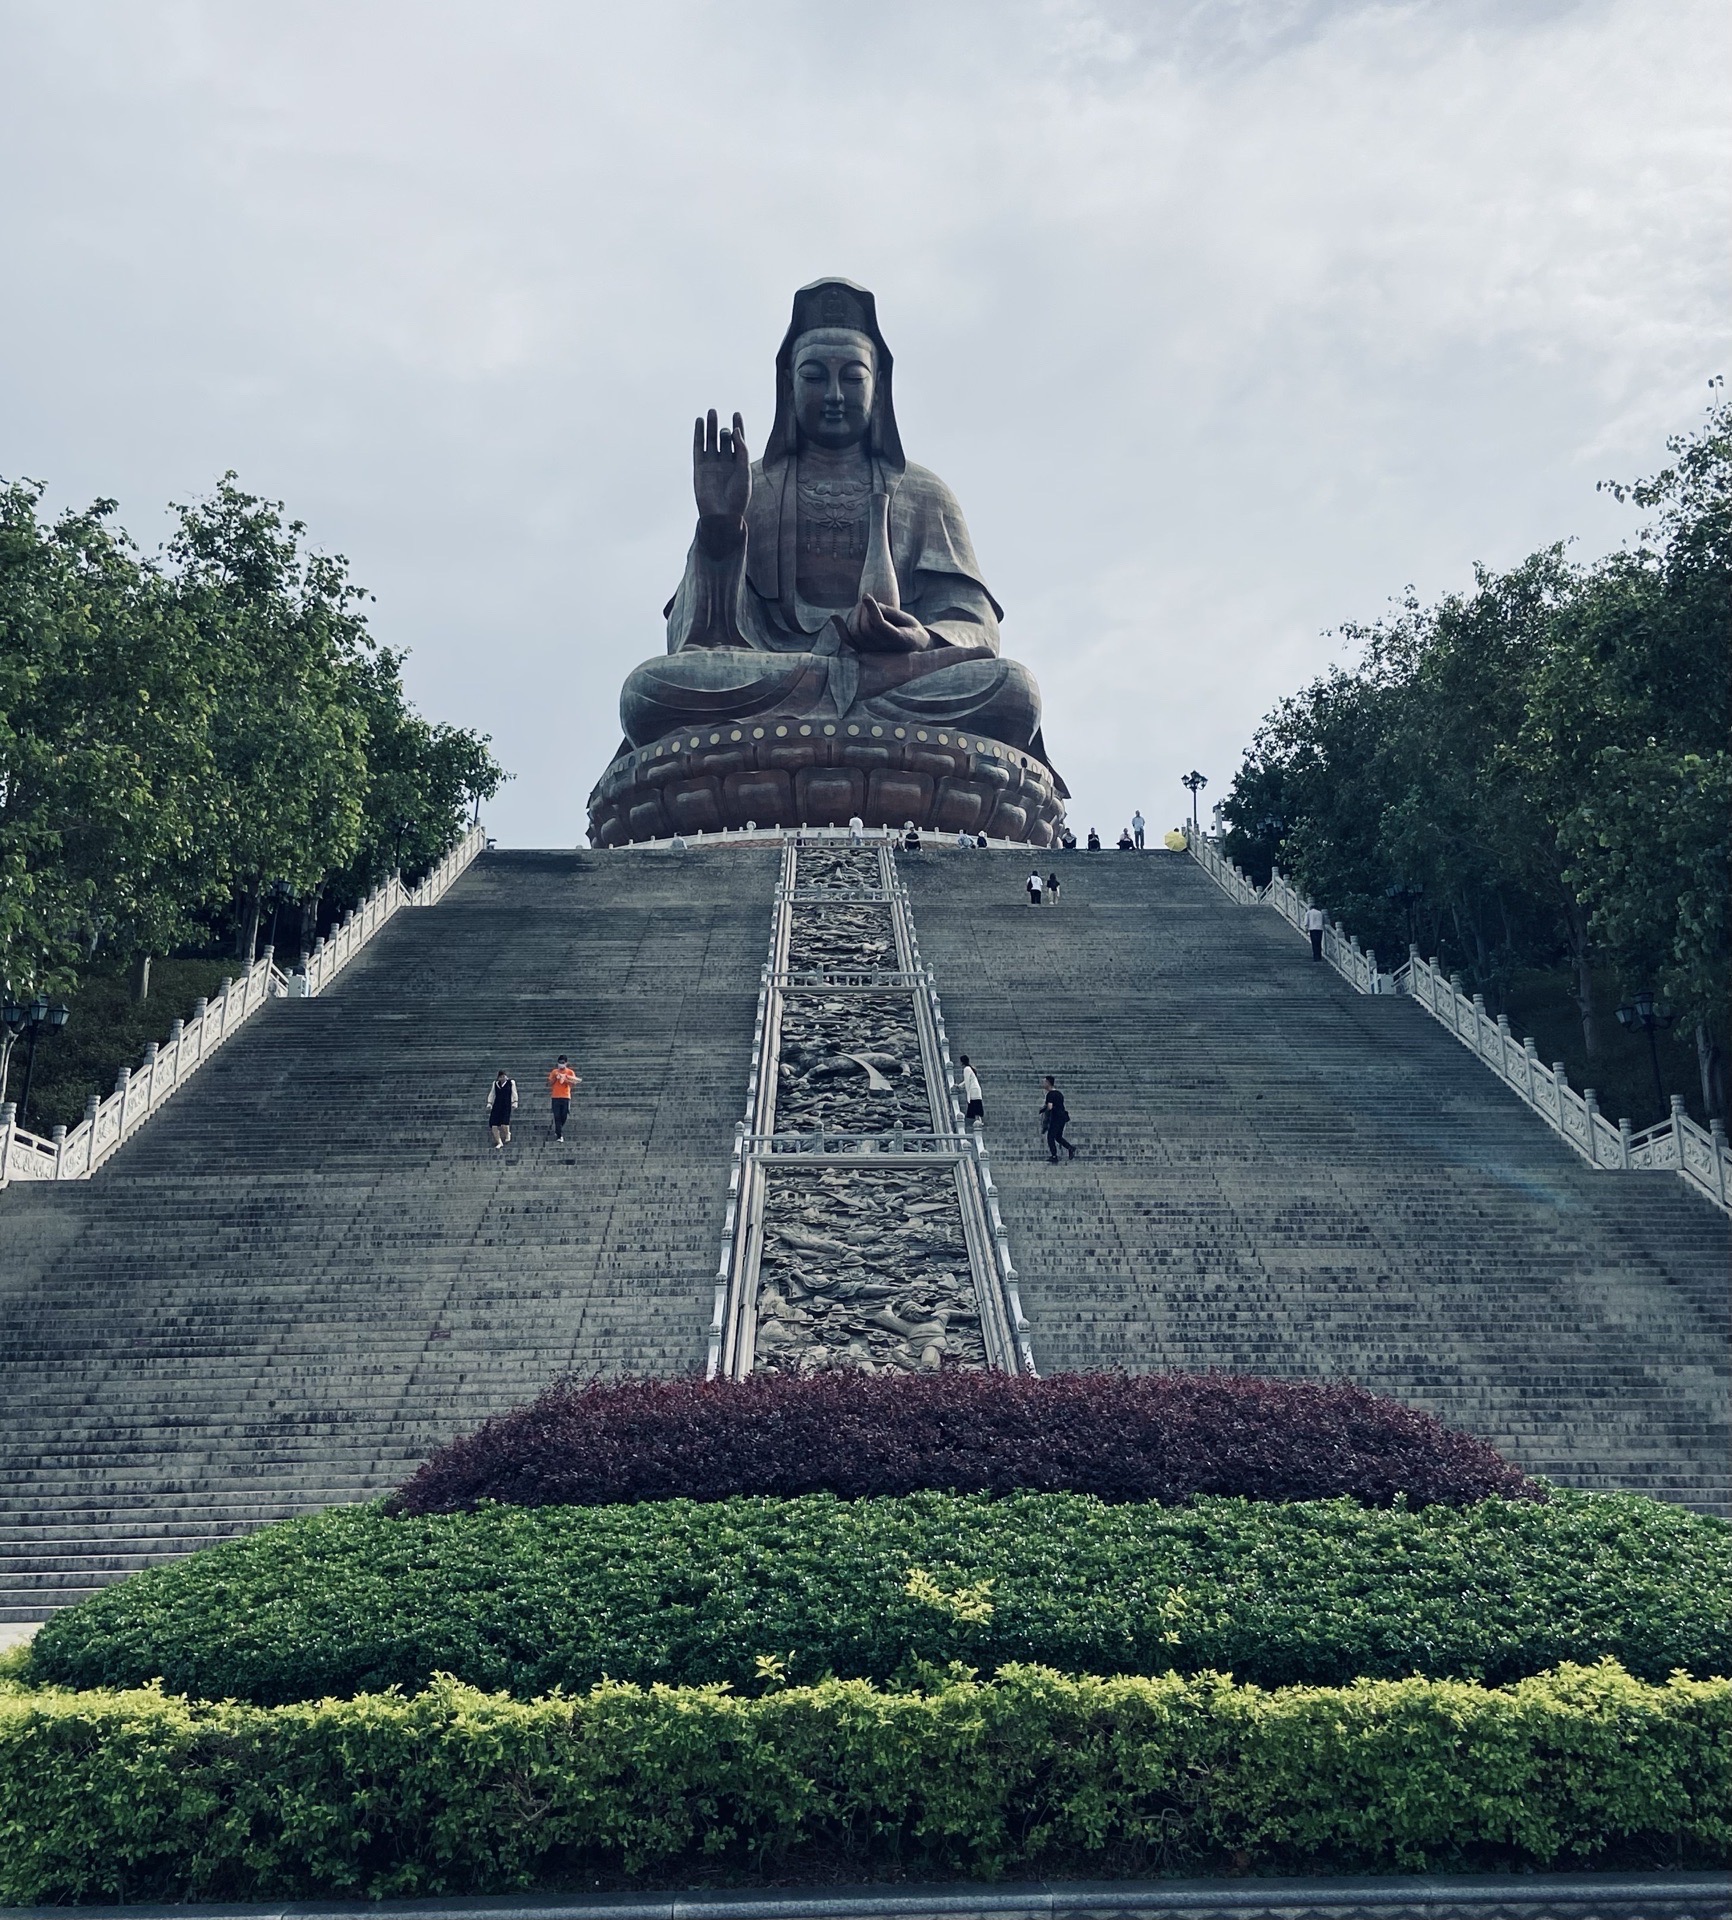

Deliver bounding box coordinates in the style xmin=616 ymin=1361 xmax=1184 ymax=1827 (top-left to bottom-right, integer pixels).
xmin=837 ymin=809 xmax=1169 ymax=855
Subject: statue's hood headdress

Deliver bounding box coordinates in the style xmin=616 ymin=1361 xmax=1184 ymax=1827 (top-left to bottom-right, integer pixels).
xmin=761 ymin=278 xmax=904 ymax=474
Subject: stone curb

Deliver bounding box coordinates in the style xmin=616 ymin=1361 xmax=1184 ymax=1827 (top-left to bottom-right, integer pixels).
xmin=8 ymin=1874 xmax=1724 ymax=1920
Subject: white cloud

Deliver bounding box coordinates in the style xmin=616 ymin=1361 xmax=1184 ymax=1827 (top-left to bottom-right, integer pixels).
xmin=1 ymin=0 xmax=1725 ymax=844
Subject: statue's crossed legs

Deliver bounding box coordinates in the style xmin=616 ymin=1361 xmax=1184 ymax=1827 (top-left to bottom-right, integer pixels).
xmin=620 ymin=645 xmax=1042 ymax=752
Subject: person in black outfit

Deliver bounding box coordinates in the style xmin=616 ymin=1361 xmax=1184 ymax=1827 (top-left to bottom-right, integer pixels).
xmin=486 ymin=1070 xmax=518 ymax=1150
xmin=1040 ymin=1076 xmax=1076 ymax=1161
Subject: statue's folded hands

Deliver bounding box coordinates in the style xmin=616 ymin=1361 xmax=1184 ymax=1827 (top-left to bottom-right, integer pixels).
xmin=846 ymin=593 xmax=930 ymax=653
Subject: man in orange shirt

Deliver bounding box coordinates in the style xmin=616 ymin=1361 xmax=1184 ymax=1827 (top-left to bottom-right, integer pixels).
xmin=547 ymin=1055 xmax=582 ymax=1141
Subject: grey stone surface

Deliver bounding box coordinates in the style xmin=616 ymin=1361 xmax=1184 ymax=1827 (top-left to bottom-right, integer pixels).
xmin=902 ymin=850 xmax=1731 ymax=1512
xmin=755 ymin=1167 xmax=986 ymax=1374
xmin=3 ymin=1873 xmax=1725 ymax=1920
xmin=793 ymin=848 xmax=885 ymax=897
xmin=776 ymin=988 xmax=928 ymax=1132
xmin=748 ymin=845 xmax=987 ymax=1375
xmin=0 ymin=849 xmax=774 ymax=1620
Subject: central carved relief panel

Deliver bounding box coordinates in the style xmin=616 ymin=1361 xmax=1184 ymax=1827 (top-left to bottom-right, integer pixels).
xmin=747 ymin=842 xmax=992 ymax=1374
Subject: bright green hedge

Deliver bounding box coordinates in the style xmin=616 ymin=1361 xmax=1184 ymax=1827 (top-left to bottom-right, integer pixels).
xmin=0 ymin=1662 xmax=1725 ymax=1901
xmin=28 ymin=1489 xmax=1730 ymax=1705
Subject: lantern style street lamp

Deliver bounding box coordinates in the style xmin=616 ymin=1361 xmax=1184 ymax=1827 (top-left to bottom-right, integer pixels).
xmin=1181 ymin=770 xmax=1208 ymax=832
xmin=3 ymin=995 xmax=71 ymax=1132
xmin=1616 ymin=988 xmax=1675 ymax=1115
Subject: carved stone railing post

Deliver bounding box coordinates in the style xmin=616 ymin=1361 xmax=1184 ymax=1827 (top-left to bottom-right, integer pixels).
xmin=3 ymin=826 xmax=486 ymax=1191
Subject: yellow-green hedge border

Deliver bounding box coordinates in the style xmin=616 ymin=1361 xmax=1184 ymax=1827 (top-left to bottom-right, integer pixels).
xmin=1 ymin=1661 xmax=1727 ymax=1903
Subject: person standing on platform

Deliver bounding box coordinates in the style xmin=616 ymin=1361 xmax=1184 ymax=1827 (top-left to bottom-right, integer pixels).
xmin=487 ymin=1070 xmax=518 ymax=1150
xmin=1046 ymin=871 xmax=1061 ymax=904
xmin=1040 ymin=1076 xmax=1076 ymax=1161
xmin=960 ymin=1055 xmax=985 ymax=1127
xmin=1132 ymin=809 xmax=1145 ymax=850
xmin=547 ymin=1055 xmax=581 ymax=1140
xmin=1026 ymin=869 xmax=1044 ymax=904
xmin=1305 ymin=904 xmax=1326 ymax=962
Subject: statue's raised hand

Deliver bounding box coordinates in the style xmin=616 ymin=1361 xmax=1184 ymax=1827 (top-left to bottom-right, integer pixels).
xmin=693 ymin=409 xmax=750 ymax=524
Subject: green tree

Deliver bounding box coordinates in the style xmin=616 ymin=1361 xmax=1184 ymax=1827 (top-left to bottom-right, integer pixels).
xmin=166 ymin=478 xmax=373 ymax=960
xmin=338 ymin=648 xmax=505 ymax=900
xmin=1540 ymin=396 xmax=1732 ymax=1108
xmin=0 ymin=482 xmax=218 ymax=999
xmin=1220 ymin=393 xmax=1729 ymax=1114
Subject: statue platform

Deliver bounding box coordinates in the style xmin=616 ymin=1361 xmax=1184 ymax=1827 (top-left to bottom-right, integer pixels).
xmin=586 ymin=716 xmax=1065 ymax=846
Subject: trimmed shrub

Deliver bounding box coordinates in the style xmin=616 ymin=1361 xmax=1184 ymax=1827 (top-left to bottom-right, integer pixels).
xmin=0 ymin=1662 xmax=1725 ymax=1901
xmin=391 ymin=1370 xmax=1540 ymax=1512
xmin=29 ymin=1490 xmax=1729 ymax=1706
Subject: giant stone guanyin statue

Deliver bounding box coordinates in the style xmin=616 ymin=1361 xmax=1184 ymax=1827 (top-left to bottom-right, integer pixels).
xmin=586 ymin=280 xmax=1068 ymax=845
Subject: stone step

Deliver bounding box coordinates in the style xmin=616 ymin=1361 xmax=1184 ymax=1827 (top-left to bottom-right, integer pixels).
xmin=902 ymin=851 xmax=1730 ymax=1514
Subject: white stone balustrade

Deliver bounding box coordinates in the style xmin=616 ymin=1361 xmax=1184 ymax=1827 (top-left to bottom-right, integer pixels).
xmin=1185 ymin=829 xmax=1730 ymax=1216
xmin=0 ymin=824 xmax=486 ymax=1189
xmin=1400 ymin=947 xmax=1730 ymax=1211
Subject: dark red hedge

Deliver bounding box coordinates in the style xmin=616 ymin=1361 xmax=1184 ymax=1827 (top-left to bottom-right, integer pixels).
xmin=391 ymin=1370 xmax=1541 ymax=1513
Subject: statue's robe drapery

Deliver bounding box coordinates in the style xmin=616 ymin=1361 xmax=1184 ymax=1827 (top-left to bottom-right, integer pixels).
xmin=619 ymin=454 xmax=1048 ymax=762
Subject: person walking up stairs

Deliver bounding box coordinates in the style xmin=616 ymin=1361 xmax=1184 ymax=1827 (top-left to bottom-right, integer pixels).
xmin=1041 ymin=1076 xmax=1076 ymax=1162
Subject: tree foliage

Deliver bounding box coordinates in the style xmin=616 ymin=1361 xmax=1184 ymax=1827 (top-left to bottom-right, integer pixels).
xmin=1222 ymin=397 xmax=1729 ymax=1106
xmin=0 ymin=473 xmax=506 ymax=1002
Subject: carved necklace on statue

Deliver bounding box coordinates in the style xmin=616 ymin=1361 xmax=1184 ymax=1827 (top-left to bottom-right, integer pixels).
xmin=796 ymin=469 xmax=871 ymax=561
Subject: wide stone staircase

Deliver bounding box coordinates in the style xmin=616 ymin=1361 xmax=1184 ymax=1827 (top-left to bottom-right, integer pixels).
xmin=903 ymin=849 xmax=1730 ymax=1512
xmin=0 ymin=849 xmax=773 ymax=1622
xmin=4 ymin=840 xmax=1726 ymax=1624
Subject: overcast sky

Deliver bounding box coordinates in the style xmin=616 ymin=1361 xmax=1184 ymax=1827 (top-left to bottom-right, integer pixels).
xmin=3 ymin=0 xmax=1726 ymax=846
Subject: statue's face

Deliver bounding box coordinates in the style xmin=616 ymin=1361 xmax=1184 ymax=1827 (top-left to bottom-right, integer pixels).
xmin=792 ymin=329 xmax=876 ymax=450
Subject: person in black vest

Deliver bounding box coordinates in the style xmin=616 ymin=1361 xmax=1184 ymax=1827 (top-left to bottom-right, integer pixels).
xmin=1040 ymin=1076 xmax=1076 ymax=1162
xmin=486 ymin=1070 xmax=518 ymax=1150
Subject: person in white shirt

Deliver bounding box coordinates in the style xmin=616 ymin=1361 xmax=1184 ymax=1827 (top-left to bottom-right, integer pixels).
xmin=1305 ymin=904 xmax=1327 ymax=961
xmin=959 ymin=1055 xmax=985 ymax=1126
xmin=1026 ymin=870 xmax=1044 ymax=904
xmin=1131 ymin=809 xmax=1145 ymax=849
